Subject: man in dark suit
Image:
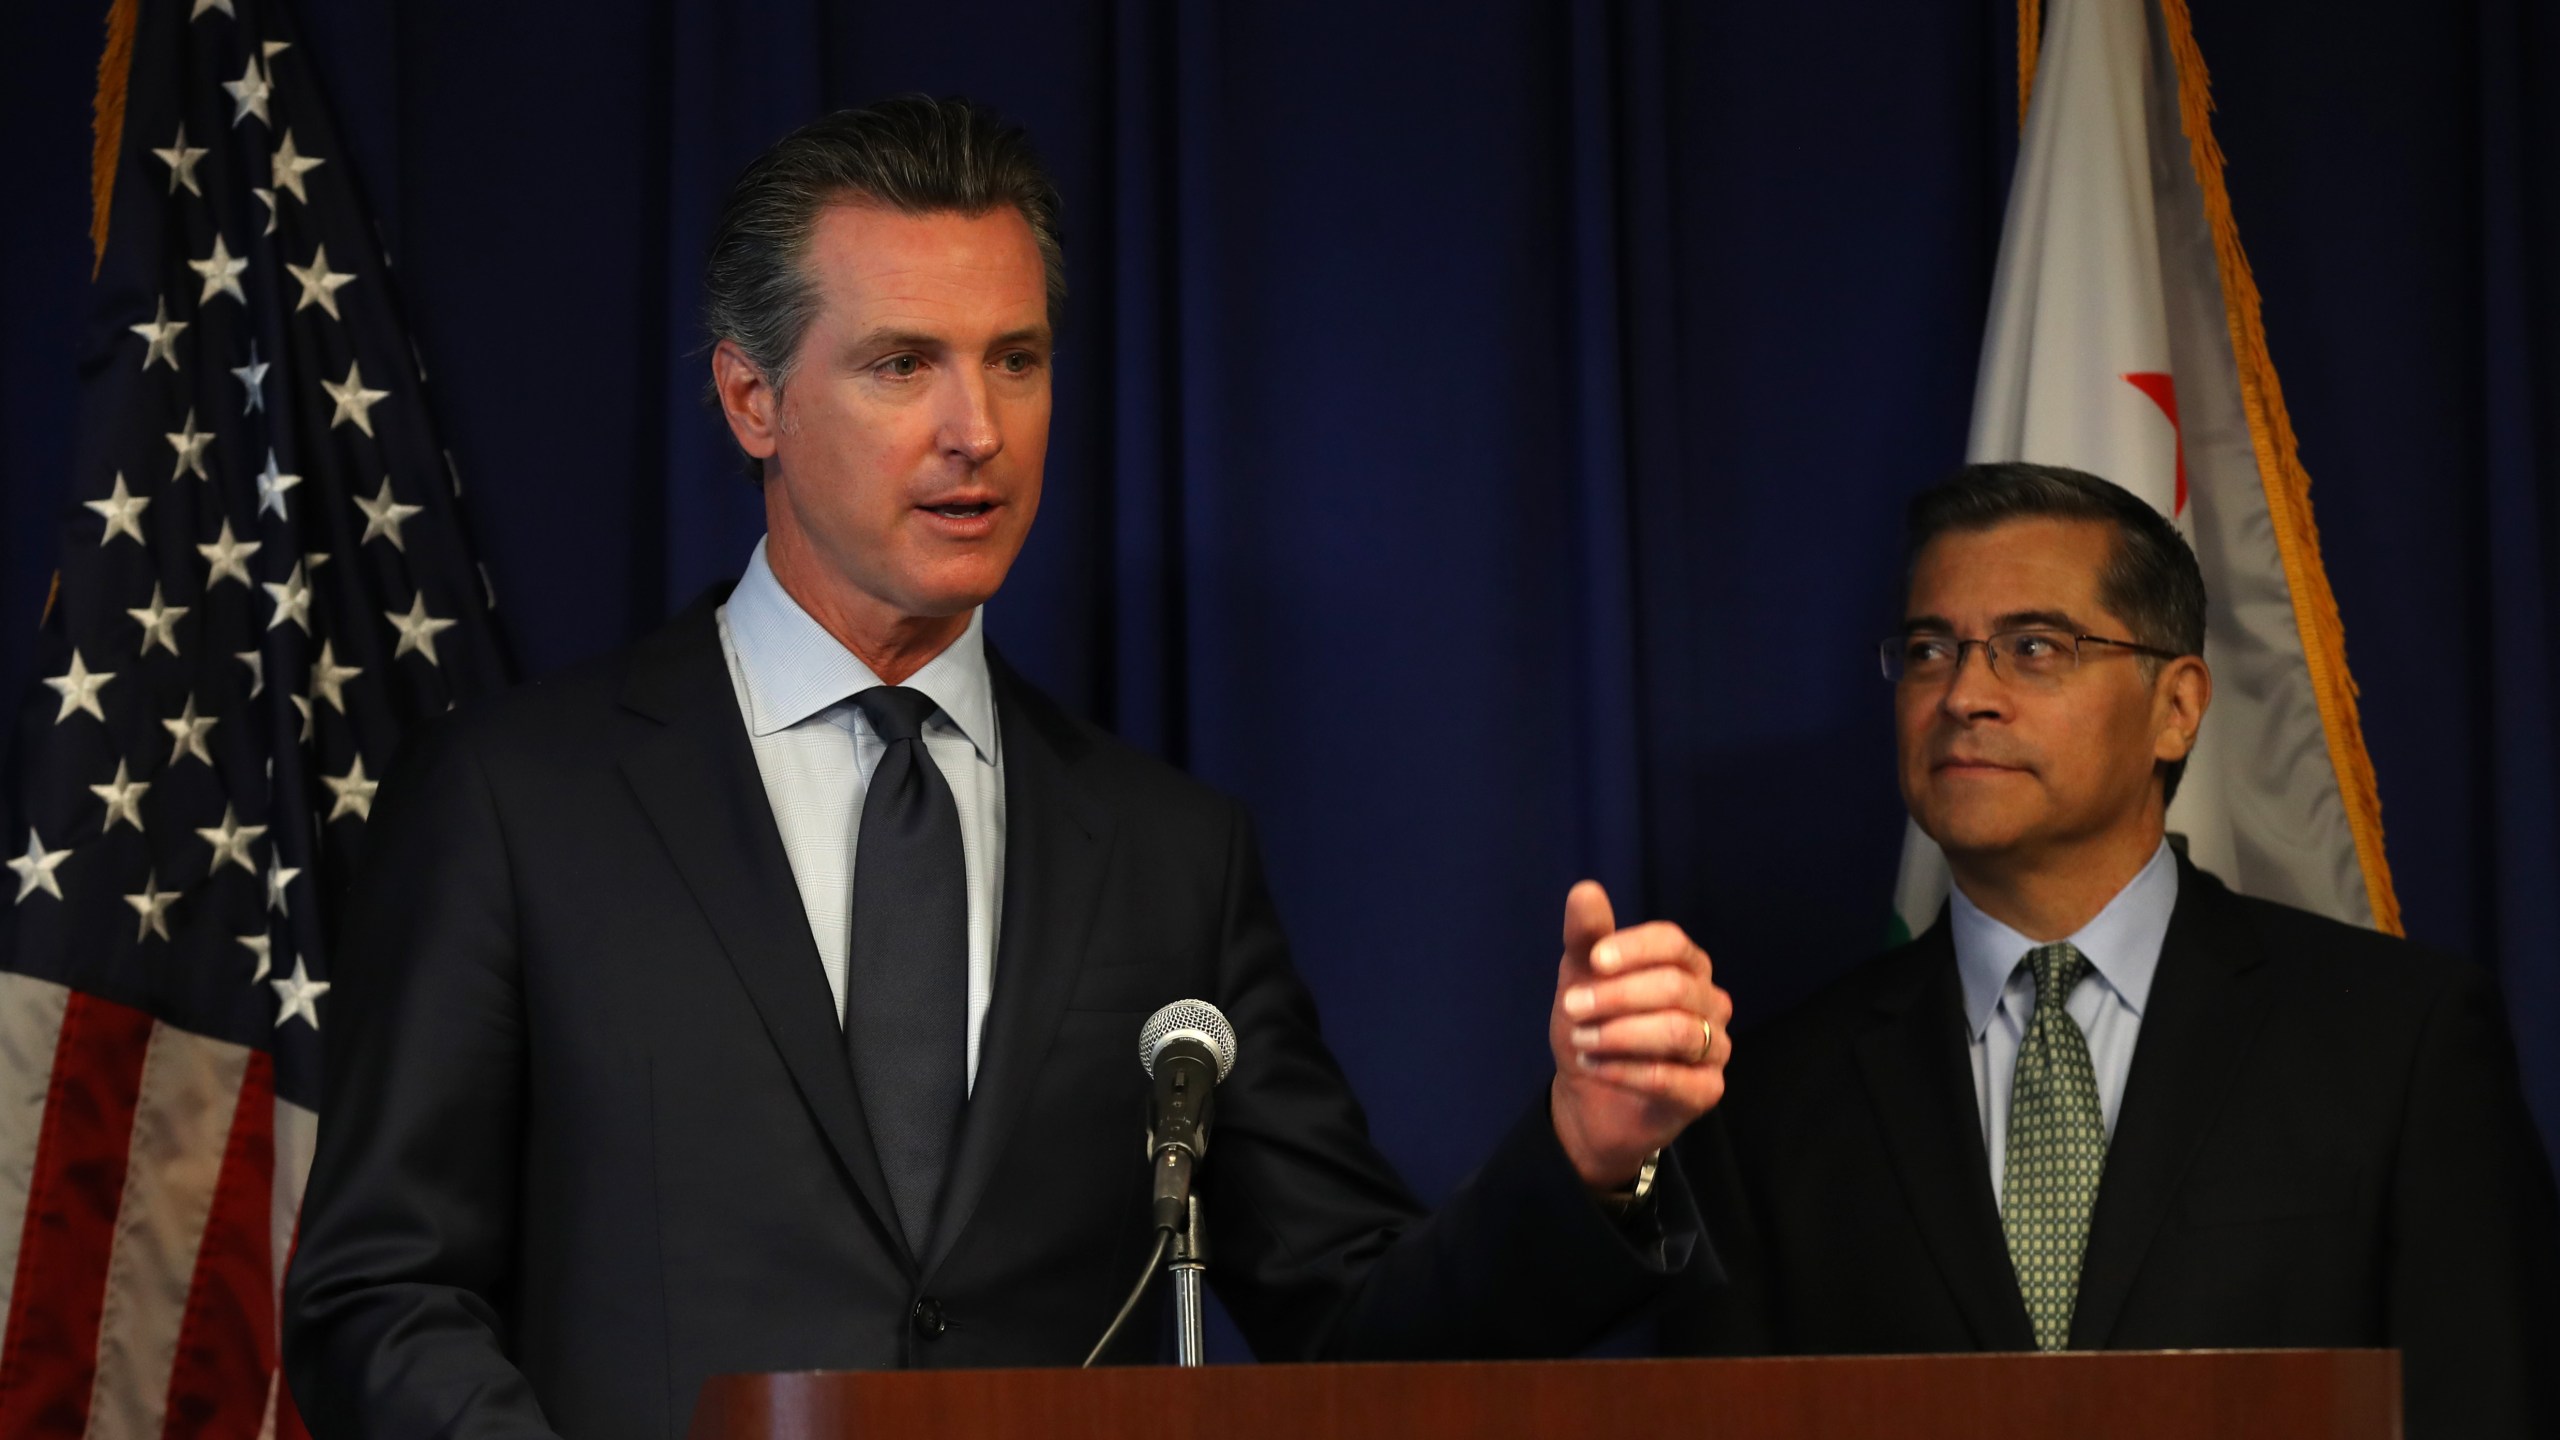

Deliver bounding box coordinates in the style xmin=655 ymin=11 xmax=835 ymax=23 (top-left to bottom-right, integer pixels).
xmin=1666 ymin=463 xmax=2560 ymax=1439
xmin=284 ymin=98 xmax=1737 ymax=1440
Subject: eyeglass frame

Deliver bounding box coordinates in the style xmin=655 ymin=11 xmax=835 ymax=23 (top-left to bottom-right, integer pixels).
xmin=1877 ymin=627 xmax=2186 ymax=685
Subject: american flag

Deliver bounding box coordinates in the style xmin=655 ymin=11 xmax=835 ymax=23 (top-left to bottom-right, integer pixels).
xmin=0 ymin=0 xmax=507 ymax=1434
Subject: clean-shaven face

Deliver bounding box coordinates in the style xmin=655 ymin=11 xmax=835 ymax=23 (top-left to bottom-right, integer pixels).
xmin=1895 ymin=517 xmax=2182 ymax=864
xmin=762 ymin=201 xmax=1053 ymax=620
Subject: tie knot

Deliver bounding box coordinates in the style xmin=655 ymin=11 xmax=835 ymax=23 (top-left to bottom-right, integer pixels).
xmin=854 ymin=685 xmax=939 ymax=744
xmin=2022 ymin=941 xmax=2092 ymax=1001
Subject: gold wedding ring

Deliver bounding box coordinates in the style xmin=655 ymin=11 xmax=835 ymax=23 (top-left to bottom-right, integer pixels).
xmin=1696 ymin=1016 xmax=1714 ymax=1065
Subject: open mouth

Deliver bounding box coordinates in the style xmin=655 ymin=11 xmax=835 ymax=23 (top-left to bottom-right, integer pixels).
xmin=923 ymin=501 xmax=995 ymax=519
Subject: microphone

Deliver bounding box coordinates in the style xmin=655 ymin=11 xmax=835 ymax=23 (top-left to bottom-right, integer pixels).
xmin=1139 ymin=1000 xmax=1237 ymax=1233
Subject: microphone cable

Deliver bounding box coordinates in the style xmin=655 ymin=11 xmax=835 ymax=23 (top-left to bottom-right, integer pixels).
xmin=1080 ymin=1226 xmax=1173 ymax=1368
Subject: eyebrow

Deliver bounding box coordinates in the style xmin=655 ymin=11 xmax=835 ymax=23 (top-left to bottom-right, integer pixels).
xmin=851 ymin=325 xmax=1052 ymax=356
xmin=1900 ymin=609 xmax=2084 ymax=636
xmin=1994 ymin=609 xmax=2083 ymax=632
xmin=849 ymin=328 xmax=942 ymax=357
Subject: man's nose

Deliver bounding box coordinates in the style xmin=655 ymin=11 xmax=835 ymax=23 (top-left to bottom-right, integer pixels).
xmin=941 ymin=370 xmax=1003 ymax=465
xmin=1938 ymin=642 xmax=2010 ymax=720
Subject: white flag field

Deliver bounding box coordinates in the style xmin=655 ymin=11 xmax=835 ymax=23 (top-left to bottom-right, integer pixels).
xmin=1892 ymin=0 xmax=2401 ymax=938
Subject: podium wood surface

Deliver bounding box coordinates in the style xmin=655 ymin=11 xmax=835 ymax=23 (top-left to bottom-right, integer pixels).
xmin=689 ymin=1350 xmax=2398 ymax=1440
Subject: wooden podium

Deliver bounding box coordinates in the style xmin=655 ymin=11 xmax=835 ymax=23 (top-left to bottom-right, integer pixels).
xmin=689 ymin=1350 xmax=2398 ymax=1440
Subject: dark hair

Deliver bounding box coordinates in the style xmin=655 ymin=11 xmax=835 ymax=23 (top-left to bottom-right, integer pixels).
xmin=700 ymin=95 xmax=1067 ymax=474
xmin=1906 ymin=462 xmax=2207 ymax=801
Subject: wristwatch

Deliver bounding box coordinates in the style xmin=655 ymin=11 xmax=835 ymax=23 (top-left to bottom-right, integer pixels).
xmin=1595 ymin=1149 xmax=1661 ymax=1218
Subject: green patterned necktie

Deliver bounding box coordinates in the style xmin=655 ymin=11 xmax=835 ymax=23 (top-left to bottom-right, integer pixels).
xmin=2001 ymin=941 xmax=2106 ymax=1352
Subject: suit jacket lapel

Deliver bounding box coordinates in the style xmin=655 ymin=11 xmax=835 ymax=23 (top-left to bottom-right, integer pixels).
xmin=2069 ymin=861 xmax=2276 ymax=1347
xmin=614 ymin=593 xmax=912 ymax=1268
xmin=922 ymin=650 xmax=1114 ymax=1279
xmin=1853 ymin=921 xmax=2038 ymax=1351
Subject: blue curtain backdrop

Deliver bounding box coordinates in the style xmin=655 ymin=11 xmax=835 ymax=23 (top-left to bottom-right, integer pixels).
xmin=5 ymin=0 xmax=2556 ymax=1343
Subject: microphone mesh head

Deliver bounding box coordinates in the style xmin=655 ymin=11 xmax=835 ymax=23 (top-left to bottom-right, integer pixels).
xmin=1139 ymin=999 xmax=1237 ymax=1081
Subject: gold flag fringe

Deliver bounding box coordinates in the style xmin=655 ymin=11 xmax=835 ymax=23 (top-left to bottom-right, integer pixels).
xmin=91 ymin=0 xmax=139 ymax=277
xmin=2154 ymin=0 xmax=2404 ymax=933
xmin=2018 ymin=0 xmax=2043 ymax=132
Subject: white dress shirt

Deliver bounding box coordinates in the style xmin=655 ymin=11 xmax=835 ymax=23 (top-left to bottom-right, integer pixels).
xmin=715 ymin=538 xmax=1007 ymax=1087
xmin=1953 ymin=840 xmax=2177 ymax=1207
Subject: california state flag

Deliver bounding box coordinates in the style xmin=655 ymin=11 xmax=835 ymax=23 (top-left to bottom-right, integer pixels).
xmin=1892 ymin=0 xmax=2400 ymax=936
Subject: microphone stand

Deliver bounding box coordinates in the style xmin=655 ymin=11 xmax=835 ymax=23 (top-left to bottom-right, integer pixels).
xmin=1169 ymin=1193 xmax=1208 ymax=1366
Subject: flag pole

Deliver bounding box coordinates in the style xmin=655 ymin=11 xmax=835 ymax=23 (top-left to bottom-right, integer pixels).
xmin=90 ymin=0 xmax=140 ymax=277
xmin=2017 ymin=0 xmax=2043 ymax=131
xmin=2152 ymin=0 xmax=2405 ymax=934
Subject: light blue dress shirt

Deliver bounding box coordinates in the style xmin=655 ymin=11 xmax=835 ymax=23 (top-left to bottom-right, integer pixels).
xmin=1953 ymin=840 xmax=2177 ymax=1207
xmin=715 ymin=538 xmax=1007 ymax=1088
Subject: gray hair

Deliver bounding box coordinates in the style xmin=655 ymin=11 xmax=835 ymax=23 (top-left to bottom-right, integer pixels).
xmin=701 ymin=96 xmax=1067 ymax=472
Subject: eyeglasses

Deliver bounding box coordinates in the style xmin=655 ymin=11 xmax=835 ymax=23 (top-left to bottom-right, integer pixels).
xmin=1878 ymin=629 xmax=2182 ymax=687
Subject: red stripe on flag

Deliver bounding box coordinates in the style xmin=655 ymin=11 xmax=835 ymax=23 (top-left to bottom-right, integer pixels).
xmin=0 ymin=993 xmax=156 ymax=1436
xmin=160 ymin=1050 xmax=275 ymax=1440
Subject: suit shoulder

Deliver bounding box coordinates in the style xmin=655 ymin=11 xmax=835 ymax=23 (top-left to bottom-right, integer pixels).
xmin=2211 ymin=881 xmax=2488 ymax=1024
xmin=1744 ymin=937 xmax=1942 ymax=1069
xmin=421 ymin=640 xmax=639 ymax=757
xmin=996 ymin=660 xmax=1242 ymax=824
xmin=2215 ymin=882 xmax=2484 ymax=1003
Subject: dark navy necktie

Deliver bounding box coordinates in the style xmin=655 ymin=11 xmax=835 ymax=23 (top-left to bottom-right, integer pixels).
xmin=846 ymin=685 xmax=970 ymax=1259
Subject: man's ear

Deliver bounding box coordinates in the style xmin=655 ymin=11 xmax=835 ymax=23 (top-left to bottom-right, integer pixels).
xmin=2152 ymin=654 xmax=2213 ymax=764
xmin=710 ymin=339 xmax=780 ymax=462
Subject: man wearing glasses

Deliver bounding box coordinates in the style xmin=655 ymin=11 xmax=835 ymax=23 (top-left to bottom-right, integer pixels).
xmin=1666 ymin=463 xmax=2558 ymax=1440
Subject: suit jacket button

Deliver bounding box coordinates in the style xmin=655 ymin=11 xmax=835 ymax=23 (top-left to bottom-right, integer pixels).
xmin=911 ymin=1297 xmax=947 ymax=1338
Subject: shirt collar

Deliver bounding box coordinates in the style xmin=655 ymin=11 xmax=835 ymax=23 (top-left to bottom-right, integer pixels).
xmin=720 ymin=537 xmax=998 ymax=763
xmin=1950 ymin=838 xmax=2179 ymax=1040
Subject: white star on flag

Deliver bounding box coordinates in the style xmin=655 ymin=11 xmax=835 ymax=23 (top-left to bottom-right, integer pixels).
xmin=164 ymin=695 xmax=219 ymax=766
xmin=195 ymin=805 xmax=269 ymax=876
xmin=224 ymin=55 xmax=272 ymax=127
xmin=386 ymin=592 xmax=459 ymax=665
xmin=264 ymin=560 xmax=315 ymax=633
xmin=290 ymin=693 xmax=314 ymax=743
xmin=236 ymin=649 xmax=265 ymax=698
xmin=232 ymin=344 xmax=270 ymax=413
xmin=311 ymin=642 xmax=362 ymax=712
xmin=324 ymin=361 xmax=390 ymax=435
xmin=131 ymin=296 xmax=188 ymax=372
xmin=190 ymin=234 xmax=249 ymax=305
xmin=192 ymin=0 xmax=235 ymax=19
xmin=168 ymin=409 xmax=214 ymax=481
xmin=271 ymin=130 xmax=325 ymax=204
xmin=265 ymin=854 xmax=300 ymax=917
xmin=86 ymin=472 xmax=151 ymax=546
xmin=8 ymin=830 xmax=70 ymax=904
xmin=251 ymin=186 xmax=278 ymax=235
xmin=271 ymin=957 xmax=331 ymax=1030
xmin=255 ymin=450 xmax=302 ymax=520
xmin=152 ymin=125 xmax=208 ymax=196
xmin=90 ymin=760 xmax=149 ymax=833
xmin=324 ymin=758 xmax=379 ymax=822
xmin=45 ymin=649 xmax=114 ymax=724
xmin=128 ymin=584 xmax=189 ymax=656
xmin=199 ymin=519 xmax=261 ymax=588
xmin=355 ymin=478 xmax=423 ymax=549
xmin=126 ymin=873 xmax=179 ymax=942
xmin=239 ymin=932 xmax=273 ymax=983
xmin=286 ymin=245 xmax=354 ymax=320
